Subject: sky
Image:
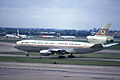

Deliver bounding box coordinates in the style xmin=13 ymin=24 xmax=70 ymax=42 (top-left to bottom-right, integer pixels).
xmin=0 ymin=0 xmax=120 ymax=30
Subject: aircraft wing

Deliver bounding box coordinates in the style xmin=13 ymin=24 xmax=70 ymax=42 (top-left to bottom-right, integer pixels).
xmin=103 ymin=43 xmax=119 ymax=48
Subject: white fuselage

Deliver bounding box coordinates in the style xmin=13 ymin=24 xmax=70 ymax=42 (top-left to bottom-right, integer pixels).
xmin=14 ymin=40 xmax=103 ymax=54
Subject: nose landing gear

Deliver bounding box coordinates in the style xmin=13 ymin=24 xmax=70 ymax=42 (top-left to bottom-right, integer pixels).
xmin=25 ymin=52 xmax=29 ymax=56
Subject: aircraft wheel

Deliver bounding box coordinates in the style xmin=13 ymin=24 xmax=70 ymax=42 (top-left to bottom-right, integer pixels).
xmin=68 ymin=55 xmax=75 ymax=58
xmin=58 ymin=56 xmax=65 ymax=58
xmin=26 ymin=54 xmax=29 ymax=56
xmin=26 ymin=52 xmax=29 ymax=56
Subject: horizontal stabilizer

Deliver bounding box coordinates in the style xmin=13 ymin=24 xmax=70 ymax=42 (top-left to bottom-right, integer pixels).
xmin=103 ymin=43 xmax=119 ymax=48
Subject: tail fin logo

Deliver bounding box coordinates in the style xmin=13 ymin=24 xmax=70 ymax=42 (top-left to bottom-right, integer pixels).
xmin=101 ymin=30 xmax=106 ymax=34
xmin=96 ymin=29 xmax=108 ymax=35
xmin=95 ymin=23 xmax=110 ymax=36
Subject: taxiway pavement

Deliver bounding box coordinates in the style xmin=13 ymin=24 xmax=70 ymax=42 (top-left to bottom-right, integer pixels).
xmin=0 ymin=42 xmax=22 ymax=52
xmin=0 ymin=62 xmax=120 ymax=80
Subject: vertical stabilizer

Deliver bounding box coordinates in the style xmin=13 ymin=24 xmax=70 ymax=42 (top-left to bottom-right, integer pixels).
xmin=95 ymin=23 xmax=111 ymax=36
xmin=17 ymin=30 xmax=20 ymax=36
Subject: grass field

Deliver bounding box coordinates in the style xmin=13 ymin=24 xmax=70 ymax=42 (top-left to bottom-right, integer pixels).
xmin=0 ymin=56 xmax=120 ymax=66
xmin=0 ymin=52 xmax=120 ymax=66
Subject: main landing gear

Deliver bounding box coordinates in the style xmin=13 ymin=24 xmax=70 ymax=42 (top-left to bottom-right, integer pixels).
xmin=58 ymin=56 xmax=65 ymax=58
xmin=58 ymin=54 xmax=75 ymax=58
xmin=58 ymin=50 xmax=66 ymax=58
xmin=68 ymin=54 xmax=75 ymax=58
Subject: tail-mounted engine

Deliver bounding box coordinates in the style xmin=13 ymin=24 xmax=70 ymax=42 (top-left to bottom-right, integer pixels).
xmin=87 ymin=35 xmax=114 ymax=44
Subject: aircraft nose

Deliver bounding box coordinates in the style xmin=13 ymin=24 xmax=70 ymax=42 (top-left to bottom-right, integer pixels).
xmin=13 ymin=41 xmax=20 ymax=49
xmin=16 ymin=41 xmax=22 ymax=44
xmin=13 ymin=43 xmax=17 ymax=49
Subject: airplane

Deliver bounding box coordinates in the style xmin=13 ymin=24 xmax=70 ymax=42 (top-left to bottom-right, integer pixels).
xmin=17 ymin=30 xmax=27 ymax=39
xmin=5 ymin=30 xmax=28 ymax=39
xmin=14 ymin=23 xmax=118 ymax=58
xmin=60 ymin=36 xmax=76 ymax=39
xmin=5 ymin=34 xmax=19 ymax=38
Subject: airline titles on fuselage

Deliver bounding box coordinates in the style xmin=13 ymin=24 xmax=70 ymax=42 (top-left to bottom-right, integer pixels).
xmin=17 ymin=40 xmax=93 ymax=48
xmin=20 ymin=41 xmax=81 ymax=46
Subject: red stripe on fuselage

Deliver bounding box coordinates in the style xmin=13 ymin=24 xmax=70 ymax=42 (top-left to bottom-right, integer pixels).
xmin=15 ymin=44 xmax=90 ymax=48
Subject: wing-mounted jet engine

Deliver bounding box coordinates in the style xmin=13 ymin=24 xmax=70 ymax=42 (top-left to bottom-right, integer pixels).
xmin=40 ymin=50 xmax=52 ymax=56
xmin=40 ymin=49 xmax=67 ymax=56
